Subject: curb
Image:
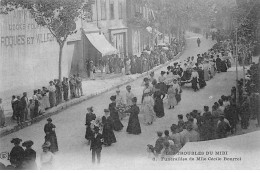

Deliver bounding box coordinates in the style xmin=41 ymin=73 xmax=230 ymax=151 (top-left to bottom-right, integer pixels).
xmin=0 ymin=49 xmax=185 ymax=138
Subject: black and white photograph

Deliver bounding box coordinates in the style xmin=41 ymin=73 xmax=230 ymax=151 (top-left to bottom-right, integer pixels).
xmin=0 ymin=0 xmax=259 ymax=170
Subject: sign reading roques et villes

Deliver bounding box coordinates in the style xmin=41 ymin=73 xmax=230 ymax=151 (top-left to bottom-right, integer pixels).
xmin=0 ymin=9 xmax=55 ymax=47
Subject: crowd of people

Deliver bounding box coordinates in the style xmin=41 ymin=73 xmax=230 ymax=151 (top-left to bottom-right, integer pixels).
xmin=0 ymin=74 xmax=84 ymax=128
xmin=1 ymin=36 xmax=259 ymax=168
xmin=146 ymin=40 xmax=259 ymax=159
xmin=87 ymin=43 xmax=184 ymax=77
xmin=0 ymin=118 xmax=58 ymax=170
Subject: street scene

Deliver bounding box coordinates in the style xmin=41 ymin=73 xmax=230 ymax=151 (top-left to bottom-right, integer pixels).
xmin=0 ymin=0 xmax=260 ymax=170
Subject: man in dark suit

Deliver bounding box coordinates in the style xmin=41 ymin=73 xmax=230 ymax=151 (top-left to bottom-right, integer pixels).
xmin=90 ymin=126 xmax=103 ymax=164
xmin=20 ymin=92 xmax=28 ymax=122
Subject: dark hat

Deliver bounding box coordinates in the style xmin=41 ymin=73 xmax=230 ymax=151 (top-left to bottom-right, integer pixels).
xmin=132 ymin=97 xmax=137 ymax=103
xmin=47 ymin=118 xmax=52 ymax=122
xmin=87 ymin=106 xmax=93 ymax=112
xmin=161 ymin=71 xmax=166 ymax=75
xmin=204 ymin=106 xmax=209 ymax=110
xmin=147 ymin=144 xmax=154 ymax=152
xmin=186 ymin=122 xmax=193 ymax=131
xmin=104 ymin=109 xmax=110 ymax=112
xmin=174 ymin=62 xmax=178 ymax=65
xmin=110 ymin=95 xmax=116 ymax=101
xmin=171 ymin=124 xmax=178 ymax=131
xmin=22 ymin=140 xmax=34 ymax=147
xmin=126 ymin=85 xmax=131 ymax=89
xmin=94 ymin=126 xmax=99 ymax=132
xmin=157 ymin=131 xmax=163 ymax=136
xmin=143 ymin=77 xmax=149 ymax=82
xmin=11 ymin=138 xmax=22 ymax=144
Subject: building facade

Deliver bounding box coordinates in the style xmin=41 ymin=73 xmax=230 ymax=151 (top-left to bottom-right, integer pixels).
xmin=70 ymin=0 xmax=128 ymax=75
xmin=126 ymin=0 xmax=155 ymax=57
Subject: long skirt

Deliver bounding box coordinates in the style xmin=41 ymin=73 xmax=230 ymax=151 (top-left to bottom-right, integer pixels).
xmin=45 ymin=134 xmax=59 ymax=153
xmin=126 ymin=115 xmax=141 ymax=134
xmin=0 ymin=110 xmax=5 ymax=126
xmin=199 ymin=78 xmax=206 ymax=88
xmin=102 ymin=129 xmax=117 ymax=145
xmin=210 ymin=66 xmax=215 ymax=77
xmin=176 ymin=93 xmax=181 ymax=103
xmin=85 ymin=125 xmax=94 ymax=140
xmin=113 ymin=118 xmax=124 ymax=131
xmin=143 ymin=96 xmax=155 ymax=124
xmin=49 ymin=91 xmax=56 ymax=108
xmin=157 ymin=83 xmax=168 ymax=95
xmin=154 ymin=98 xmax=165 ymax=118
xmin=168 ymin=94 xmax=177 ymax=107
xmin=42 ymin=95 xmax=50 ymax=109
xmin=204 ymin=69 xmax=210 ymax=81
xmin=191 ymin=77 xmax=199 ymax=91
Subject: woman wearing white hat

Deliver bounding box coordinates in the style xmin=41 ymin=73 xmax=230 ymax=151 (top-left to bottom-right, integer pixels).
xmin=40 ymin=142 xmax=54 ymax=170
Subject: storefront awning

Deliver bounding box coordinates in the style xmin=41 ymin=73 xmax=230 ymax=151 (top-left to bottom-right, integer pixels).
xmin=85 ymin=33 xmax=118 ymax=56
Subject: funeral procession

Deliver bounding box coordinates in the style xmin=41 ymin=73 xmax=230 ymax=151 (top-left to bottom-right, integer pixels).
xmin=0 ymin=0 xmax=260 ymax=170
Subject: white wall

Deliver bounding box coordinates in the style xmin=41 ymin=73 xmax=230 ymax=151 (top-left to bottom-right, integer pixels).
xmin=0 ymin=9 xmax=74 ymax=98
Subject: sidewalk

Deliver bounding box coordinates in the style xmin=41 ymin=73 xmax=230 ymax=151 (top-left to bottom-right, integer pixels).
xmin=0 ymin=49 xmax=185 ymax=137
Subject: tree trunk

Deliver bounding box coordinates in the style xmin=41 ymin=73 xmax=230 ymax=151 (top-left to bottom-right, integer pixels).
xmin=58 ymin=44 xmax=64 ymax=81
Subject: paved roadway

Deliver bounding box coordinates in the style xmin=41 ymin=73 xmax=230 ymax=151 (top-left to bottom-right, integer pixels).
xmin=1 ymin=33 xmax=243 ymax=169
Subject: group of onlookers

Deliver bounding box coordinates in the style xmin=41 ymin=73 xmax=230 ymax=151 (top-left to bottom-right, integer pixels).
xmin=88 ymin=43 xmax=184 ymax=77
xmin=0 ymin=74 xmax=83 ymax=127
xmin=147 ymin=40 xmax=259 ymax=159
xmin=0 ymin=117 xmax=58 ymax=170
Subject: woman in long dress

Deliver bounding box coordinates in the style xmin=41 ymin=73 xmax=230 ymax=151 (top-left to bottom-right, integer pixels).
xmin=198 ymin=66 xmax=206 ymax=89
xmin=22 ymin=140 xmax=37 ymax=170
xmin=85 ymin=107 xmax=96 ymax=144
xmin=10 ymin=138 xmax=24 ymax=169
xmin=125 ymin=85 xmax=134 ymax=107
xmin=209 ymin=60 xmax=216 ymax=78
xmin=190 ymin=67 xmax=199 ymax=92
xmin=48 ymin=81 xmax=56 ymax=108
xmin=44 ymin=118 xmax=58 ymax=153
xmin=40 ymin=142 xmax=54 ymax=170
xmin=109 ymin=95 xmax=124 ymax=131
xmin=125 ymin=97 xmax=141 ymax=134
xmin=42 ymin=87 xmax=50 ymax=110
xmin=167 ymin=80 xmax=179 ymax=109
xmin=153 ymin=87 xmax=165 ymax=118
xmin=102 ymin=110 xmax=116 ymax=146
xmin=142 ymin=83 xmax=155 ymax=125
xmin=115 ymin=88 xmax=125 ymax=120
xmin=203 ymin=61 xmax=210 ymax=81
